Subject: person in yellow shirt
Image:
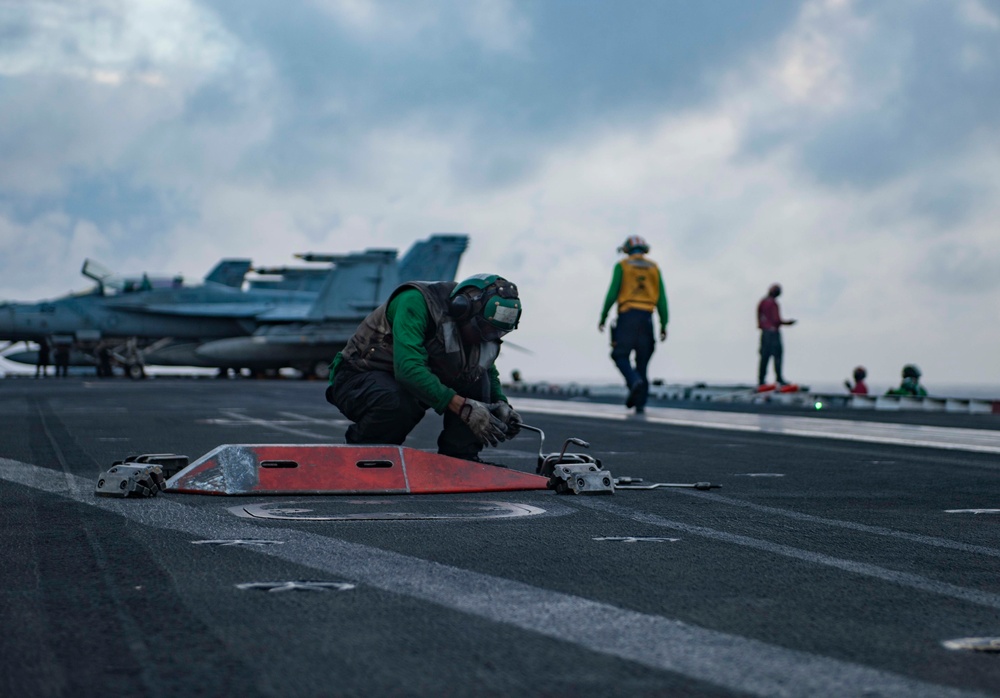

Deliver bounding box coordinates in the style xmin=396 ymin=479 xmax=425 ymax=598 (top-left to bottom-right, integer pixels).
xmin=598 ymin=235 xmax=669 ymax=413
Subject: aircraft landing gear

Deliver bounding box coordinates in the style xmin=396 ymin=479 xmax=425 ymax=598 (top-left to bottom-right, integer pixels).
xmin=293 ymin=361 xmax=330 ymax=380
xmin=109 ymin=338 xmax=148 ymax=380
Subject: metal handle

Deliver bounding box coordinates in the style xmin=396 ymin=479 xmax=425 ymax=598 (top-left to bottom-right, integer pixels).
xmin=557 ymin=438 xmax=590 ymax=464
xmin=518 ymin=423 xmax=546 ymax=463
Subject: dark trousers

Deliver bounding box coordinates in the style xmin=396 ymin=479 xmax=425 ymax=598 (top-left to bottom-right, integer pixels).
xmin=610 ymin=309 xmax=655 ymax=406
xmin=758 ymin=330 xmax=784 ymax=384
xmin=326 ymin=369 xmax=490 ymax=460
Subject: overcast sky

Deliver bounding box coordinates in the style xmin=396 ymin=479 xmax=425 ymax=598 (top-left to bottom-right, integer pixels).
xmin=1 ymin=0 xmax=998 ymax=391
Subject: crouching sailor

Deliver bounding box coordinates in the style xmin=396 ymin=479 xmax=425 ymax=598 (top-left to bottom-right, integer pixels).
xmin=325 ymin=274 xmax=523 ymax=464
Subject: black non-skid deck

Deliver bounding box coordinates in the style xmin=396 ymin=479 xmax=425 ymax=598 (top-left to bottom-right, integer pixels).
xmin=2 ymin=378 xmax=998 ymax=697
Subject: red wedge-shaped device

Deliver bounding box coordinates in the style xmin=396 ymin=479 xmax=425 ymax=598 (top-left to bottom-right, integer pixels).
xmin=165 ymin=444 xmax=549 ymax=495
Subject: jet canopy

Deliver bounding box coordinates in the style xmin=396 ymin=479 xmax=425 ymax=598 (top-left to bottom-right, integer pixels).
xmin=82 ymin=259 xmax=184 ymax=295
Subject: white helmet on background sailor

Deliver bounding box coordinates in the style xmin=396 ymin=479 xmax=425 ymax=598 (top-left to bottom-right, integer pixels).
xmin=617 ymin=235 xmax=650 ymax=255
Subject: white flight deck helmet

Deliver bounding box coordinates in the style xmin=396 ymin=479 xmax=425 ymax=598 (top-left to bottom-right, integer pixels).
xmin=618 ymin=235 xmax=650 ymax=255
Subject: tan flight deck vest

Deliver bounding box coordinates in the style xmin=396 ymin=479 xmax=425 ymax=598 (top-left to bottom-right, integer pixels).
xmin=617 ymin=254 xmax=661 ymax=314
xmin=339 ymin=281 xmax=491 ymax=390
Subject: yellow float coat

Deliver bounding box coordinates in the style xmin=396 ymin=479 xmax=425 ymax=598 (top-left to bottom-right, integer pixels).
xmin=616 ymin=256 xmax=661 ymax=313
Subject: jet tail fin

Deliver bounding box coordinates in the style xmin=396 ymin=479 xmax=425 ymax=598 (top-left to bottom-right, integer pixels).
xmin=204 ymin=259 xmax=252 ymax=288
xmin=306 ymin=250 xmax=399 ymax=321
xmin=398 ymin=234 xmax=469 ymax=283
xmin=303 ymin=234 xmax=469 ymax=321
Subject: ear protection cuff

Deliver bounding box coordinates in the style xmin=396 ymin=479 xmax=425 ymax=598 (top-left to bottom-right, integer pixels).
xmin=448 ymin=293 xmax=474 ymax=320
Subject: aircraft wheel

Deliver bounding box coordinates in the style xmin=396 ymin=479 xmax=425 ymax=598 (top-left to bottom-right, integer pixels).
xmin=126 ymin=363 xmax=146 ymax=380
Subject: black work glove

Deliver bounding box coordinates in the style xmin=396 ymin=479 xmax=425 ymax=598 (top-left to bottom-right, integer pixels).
xmin=489 ymin=401 xmax=522 ymax=438
xmin=458 ymin=399 xmax=508 ymax=447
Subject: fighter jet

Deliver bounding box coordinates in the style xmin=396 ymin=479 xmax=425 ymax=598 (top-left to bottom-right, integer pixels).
xmin=191 ymin=233 xmax=470 ymax=378
xmin=0 ymin=234 xmax=468 ymax=378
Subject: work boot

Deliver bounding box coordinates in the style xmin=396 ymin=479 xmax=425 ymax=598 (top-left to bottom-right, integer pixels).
xmin=625 ymin=380 xmax=645 ymax=408
xmin=440 ymin=452 xmax=509 ymax=469
xmin=636 ymin=381 xmax=649 ymax=410
xmin=467 ymin=456 xmax=509 ymax=469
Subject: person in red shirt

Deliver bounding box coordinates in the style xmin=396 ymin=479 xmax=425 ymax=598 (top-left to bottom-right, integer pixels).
xmin=757 ymin=283 xmax=796 ymax=386
xmin=844 ymin=366 xmax=868 ymax=394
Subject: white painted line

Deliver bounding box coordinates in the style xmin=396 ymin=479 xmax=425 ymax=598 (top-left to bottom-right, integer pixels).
xmin=593 ymin=536 xmax=680 ymax=543
xmin=219 ymin=410 xmax=329 ymax=440
xmin=942 ymin=637 xmax=1000 ymax=652
xmin=673 ymin=490 xmax=1000 ymax=559
xmin=231 ymin=500 xmax=547 ymax=521
xmin=514 ymin=398 xmax=1000 ymax=455
xmin=200 ymin=418 xmax=331 ymax=427
xmin=574 ymin=498 xmax=1000 ymax=610
xmin=191 ymin=539 xmax=286 ymax=546
xmin=0 ymin=459 xmax=986 ymax=698
xmin=279 ymin=411 xmax=350 ymax=427
xmin=945 ymin=509 xmax=1000 ymax=515
xmin=235 ymin=581 xmax=356 ymax=592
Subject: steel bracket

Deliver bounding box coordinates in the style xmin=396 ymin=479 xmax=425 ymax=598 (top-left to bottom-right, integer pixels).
xmin=95 ymin=463 xmax=168 ymax=498
xmin=118 ymin=453 xmax=189 ymax=479
xmin=549 ymin=463 xmax=615 ymax=495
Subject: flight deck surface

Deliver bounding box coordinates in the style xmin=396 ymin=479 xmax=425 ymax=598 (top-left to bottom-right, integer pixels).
xmin=2 ymin=378 xmax=998 ymax=697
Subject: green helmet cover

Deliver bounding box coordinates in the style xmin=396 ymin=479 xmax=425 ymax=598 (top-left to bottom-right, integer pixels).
xmin=452 ymin=274 xmax=521 ymax=332
xmin=451 ymin=273 xmax=501 ymax=296
xmin=483 ymin=295 xmax=521 ymax=331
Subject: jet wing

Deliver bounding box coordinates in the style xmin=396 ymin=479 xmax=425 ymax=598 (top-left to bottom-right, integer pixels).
xmin=249 ymin=303 xmax=379 ymax=323
xmin=125 ymin=303 xmax=287 ymax=318
xmin=254 ymin=307 xmax=314 ymax=322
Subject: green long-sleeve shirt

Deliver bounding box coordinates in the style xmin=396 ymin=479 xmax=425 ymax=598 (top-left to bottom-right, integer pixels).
xmin=329 ymin=289 xmax=505 ymax=413
xmin=599 ymin=262 xmax=669 ymax=331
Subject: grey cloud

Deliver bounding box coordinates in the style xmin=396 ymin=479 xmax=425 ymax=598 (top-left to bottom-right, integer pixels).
xmin=0 ymin=73 xmax=204 ymax=256
xmin=201 ymin=0 xmax=803 ymax=191
xmin=60 ymin=170 xmax=196 ymax=240
xmin=0 ymin=168 xmax=197 ymax=262
xmin=798 ymin=269 xmax=848 ymax=314
xmin=909 ymin=181 xmax=986 ymax=229
xmin=916 ymin=242 xmax=1000 ymax=294
xmin=742 ymin=2 xmax=1000 ymax=192
xmin=0 ymin=11 xmax=30 ymax=49
xmin=448 ymin=138 xmax=539 ymax=191
xmin=1 ymin=0 xmax=806 ymax=221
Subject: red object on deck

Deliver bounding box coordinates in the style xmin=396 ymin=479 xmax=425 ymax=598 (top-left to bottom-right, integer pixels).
xmin=756 ymin=384 xmax=777 ymax=393
xmin=165 ymin=444 xmax=550 ymax=495
xmin=777 ymin=384 xmax=800 ymax=393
